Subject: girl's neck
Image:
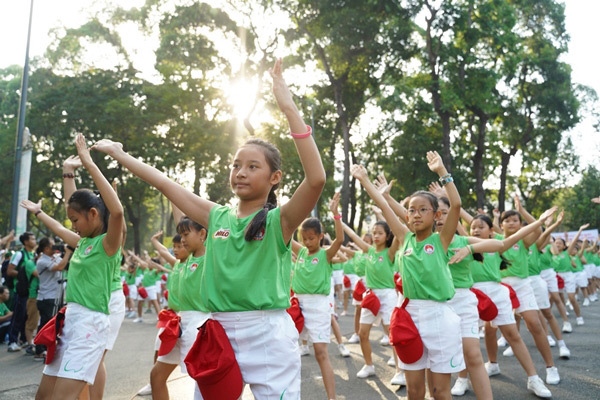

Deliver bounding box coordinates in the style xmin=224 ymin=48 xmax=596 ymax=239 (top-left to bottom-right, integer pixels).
xmin=192 ymin=246 xmax=205 ymax=258
xmin=237 ymin=197 xmax=269 ymax=218
xmin=307 ymin=246 xmax=321 ymax=256
xmin=415 ymin=228 xmax=434 ymax=242
xmin=375 ymin=243 xmax=386 ymax=252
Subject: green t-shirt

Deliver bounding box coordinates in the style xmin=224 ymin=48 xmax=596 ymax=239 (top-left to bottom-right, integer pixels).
xmin=447 ymin=235 xmax=474 ymax=288
xmin=498 ymin=234 xmax=529 ymax=279
xmin=65 ymin=234 xmax=121 ymax=314
xmin=572 ymin=255 xmax=584 ymax=272
xmin=354 ymin=252 xmax=366 ymax=277
xmin=539 ymin=244 xmax=554 ymax=271
xmin=141 ymin=269 xmax=156 ymax=287
xmin=19 ymin=251 xmax=38 ymax=299
xmin=201 ymin=206 xmax=291 ymax=312
xmin=110 ymin=256 xmax=123 ymax=293
xmin=527 ymin=244 xmax=542 ymax=277
xmin=343 ymin=256 xmax=356 ymax=275
xmin=553 ymin=251 xmax=572 ymax=273
xmin=125 ymin=270 xmax=137 ymax=285
xmin=166 ymin=261 xmax=182 ymax=312
xmin=332 ymin=258 xmax=343 ymax=271
xmin=365 ymin=247 xmax=395 ymax=289
xmin=471 ymin=250 xmax=502 ymax=283
xmin=178 ymin=255 xmax=205 ymax=311
xmin=292 ymin=248 xmax=332 ymax=295
xmin=0 ymin=302 xmax=9 ymax=317
xmin=399 ymin=232 xmax=455 ymax=301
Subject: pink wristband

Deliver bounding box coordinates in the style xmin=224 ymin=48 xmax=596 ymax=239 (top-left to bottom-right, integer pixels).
xmin=290 ymin=125 xmax=312 ymax=139
xmin=333 ymin=214 xmax=342 ymax=220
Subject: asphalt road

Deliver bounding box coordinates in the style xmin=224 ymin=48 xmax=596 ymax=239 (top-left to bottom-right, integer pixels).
xmin=1 ymin=298 xmax=599 ymax=399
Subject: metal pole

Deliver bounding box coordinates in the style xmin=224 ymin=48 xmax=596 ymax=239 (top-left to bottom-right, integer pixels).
xmin=10 ymin=0 xmax=35 ymax=232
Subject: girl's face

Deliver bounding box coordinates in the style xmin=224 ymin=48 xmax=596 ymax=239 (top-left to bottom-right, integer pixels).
xmin=555 ymin=239 xmax=566 ymax=252
xmin=300 ymin=228 xmax=322 ymax=252
xmin=372 ymin=224 xmax=388 ymax=247
xmin=435 ymin=202 xmax=450 ymax=232
xmin=230 ymin=145 xmax=281 ymax=201
xmin=362 ymin=234 xmax=373 ymax=245
xmin=407 ymin=196 xmax=436 ymax=233
xmin=470 ymin=218 xmax=492 ymax=239
xmin=67 ymin=206 xmax=99 ymax=237
xmin=501 ymin=214 xmax=522 ymax=235
xmin=180 ymin=228 xmax=206 ymax=253
xmin=172 ymin=241 xmax=189 ymax=261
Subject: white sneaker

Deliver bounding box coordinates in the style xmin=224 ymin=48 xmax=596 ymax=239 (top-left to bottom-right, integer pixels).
xmin=576 ymin=317 xmax=585 ymax=326
xmin=485 ymin=362 xmax=501 ymax=376
xmin=387 ymin=356 xmax=396 ymax=366
xmin=566 ymin=300 xmax=574 ymax=311
xmin=133 ymin=317 xmax=143 ymax=323
xmin=380 ymin=335 xmax=390 ymax=346
xmin=451 ymin=377 xmax=470 ymax=396
xmin=137 ymin=383 xmax=152 ymax=396
xmin=503 ymin=346 xmax=514 ymax=357
xmin=583 ymin=298 xmax=590 ymax=307
xmin=356 ymin=364 xmax=375 ymax=378
xmin=340 ymin=310 xmax=348 ymax=316
xmin=390 ymin=371 xmax=406 ymax=386
xmin=591 ymin=293 xmax=598 ymax=302
xmin=559 ymin=345 xmax=571 ymax=359
xmin=348 ymin=333 xmax=360 ymax=344
xmin=7 ymin=343 xmax=21 ymax=352
xmin=338 ymin=344 xmax=350 ymax=357
xmin=299 ymin=345 xmax=310 ymax=356
xmin=546 ymin=366 xmax=560 ymax=385
xmin=562 ymin=321 xmax=572 ymax=333
xmin=497 ymin=336 xmax=508 ymax=347
xmin=547 ymin=335 xmax=556 ymax=347
xmin=527 ymin=375 xmax=552 ymax=398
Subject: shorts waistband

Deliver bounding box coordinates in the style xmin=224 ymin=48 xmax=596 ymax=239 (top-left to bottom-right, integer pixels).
xmin=404 ymin=298 xmax=448 ymax=308
xmin=295 ymin=294 xmax=328 ymax=301
xmin=212 ymin=309 xmax=286 ymax=323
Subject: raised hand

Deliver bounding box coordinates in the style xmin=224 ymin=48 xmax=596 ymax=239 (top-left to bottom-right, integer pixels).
xmin=329 ymin=192 xmax=341 ymax=216
xmin=492 ymin=208 xmax=500 ymax=218
xmin=63 ymin=155 xmax=82 ymax=173
xmin=538 ymin=206 xmax=558 ymax=221
xmin=111 ymin=178 xmax=118 ymax=193
xmin=151 ymin=230 xmax=163 ymax=241
xmin=91 ymin=139 xmax=123 ymax=156
xmin=592 ymin=197 xmax=600 ymax=204
xmin=371 ymin=205 xmax=382 ymax=215
xmin=400 ymin=196 xmax=410 ymax=208
xmin=556 ymin=211 xmax=565 ymax=224
xmin=513 ymin=194 xmax=522 ymax=211
xmin=75 ymin=133 xmax=93 ymax=166
xmin=350 ymin=164 xmax=368 ymax=181
xmin=20 ymin=199 xmax=42 ymax=214
xmin=448 ymin=247 xmax=471 ymax=264
xmin=428 ymin=181 xmax=446 ymax=198
xmin=426 ymin=151 xmax=445 ymax=175
xmin=579 ymin=223 xmax=590 ymax=231
xmin=270 ymin=58 xmax=296 ymax=114
xmin=374 ymin=175 xmax=394 ymax=196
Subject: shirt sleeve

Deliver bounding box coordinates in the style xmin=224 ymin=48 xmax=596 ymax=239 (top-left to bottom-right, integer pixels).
xmin=10 ymin=252 xmax=23 ymax=266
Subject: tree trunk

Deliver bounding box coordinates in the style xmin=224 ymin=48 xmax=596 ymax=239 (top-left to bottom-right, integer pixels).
xmin=331 ymin=82 xmax=352 ymax=224
xmin=349 ymin=150 xmax=358 ymax=228
xmin=498 ymin=145 xmax=518 ymax=212
xmin=124 ymin=202 xmax=140 ymax=253
xmin=472 ymin=114 xmax=488 ymax=208
xmin=193 ymin=159 xmax=201 ymax=195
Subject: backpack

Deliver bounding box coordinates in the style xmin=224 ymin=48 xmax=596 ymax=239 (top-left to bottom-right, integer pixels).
xmin=1 ymin=259 xmax=11 ymax=290
xmin=15 ymin=251 xmax=34 ymax=297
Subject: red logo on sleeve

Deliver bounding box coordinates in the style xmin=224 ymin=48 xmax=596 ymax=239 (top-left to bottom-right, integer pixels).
xmin=424 ymin=244 xmax=435 ymax=255
xmin=83 ymin=245 xmax=93 ymax=256
xmin=403 ymin=248 xmax=413 ymax=256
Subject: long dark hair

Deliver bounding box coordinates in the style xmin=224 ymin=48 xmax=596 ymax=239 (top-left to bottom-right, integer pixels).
xmin=36 ymin=237 xmax=52 ymax=256
xmin=374 ymin=220 xmax=394 ymax=248
xmin=176 ymin=217 xmax=206 ymax=235
xmin=243 ymin=139 xmax=281 ymax=241
xmin=472 ymin=214 xmax=511 ymax=269
xmin=68 ymin=189 xmax=109 ymax=234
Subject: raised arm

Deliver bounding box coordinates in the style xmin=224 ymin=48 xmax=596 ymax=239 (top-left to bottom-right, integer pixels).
xmin=427 ymin=151 xmax=461 ymax=252
xmin=326 ymin=193 xmax=344 ymax=262
xmin=92 ymin=140 xmax=216 ymax=228
xmin=536 ymin=211 xmax=564 ymax=249
xmin=567 ymin=224 xmax=589 ymax=256
xmin=0 ymin=230 xmax=14 ymax=249
xmin=150 ymin=231 xmax=176 ymax=267
xmin=492 ymin=209 xmax=503 ymax=233
xmin=375 ymin=175 xmax=408 ymax=223
xmin=20 ymin=199 xmax=80 ymax=247
xmin=499 ymin=207 xmax=557 ymax=252
xmin=342 ymin=222 xmax=371 ymax=253
xmin=62 ymin=155 xmax=82 ymax=211
xmin=351 ymin=165 xmax=410 ymax=245
xmin=272 ymin=59 xmax=326 ymax=242
xmin=50 ymin=248 xmax=73 ymax=272
xmin=171 ymin=201 xmax=185 ymax=225
xmin=513 ymin=195 xmax=540 ymax=248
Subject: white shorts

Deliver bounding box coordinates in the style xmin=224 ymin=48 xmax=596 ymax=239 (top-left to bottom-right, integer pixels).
xmin=575 ymin=271 xmax=588 ymax=288
xmin=154 ymin=327 xmax=165 ymax=352
xmin=296 ymin=294 xmax=331 ymax=343
xmin=157 ymin=310 xmax=211 ymax=371
xmin=344 ymin=274 xmax=359 ymax=292
xmin=596 ymin=266 xmax=600 ymax=279
xmin=127 ymin=284 xmax=138 ymax=299
xmin=472 ymin=282 xmax=516 ymax=326
xmin=141 ymin=285 xmax=158 ymax=301
xmin=106 ymin=290 xmax=126 ymax=350
xmin=500 ymin=276 xmax=538 ymax=313
xmin=155 ymin=280 xmax=163 ymax=295
xmin=399 ymin=299 xmax=464 ymax=374
xmin=332 ymin=270 xmax=343 ymax=286
xmin=359 ymin=288 xmax=397 ymax=326
xmin=529 ymin=275 xmax=550 ymax=310
xmin=213 ymin=310 xmax=300 ymax=399
xmin=43 ymin=303 xmax=110 ymax=385
xmin=557 ymin=272 xmax=576 ymax=293
xmin=584 ymin=264 xmax=596 ymax=280
xmin=540 ymin=268 xmax=559 ymax=293
xmin=447 ymin=289 xmax=479 ymax=339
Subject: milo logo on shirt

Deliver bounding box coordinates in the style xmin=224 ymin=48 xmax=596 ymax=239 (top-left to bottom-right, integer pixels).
xmin=213 ymin=229 xmax=230 ymax=239
xmin=424 ymin=244 xmax=435 ymax=255
xmin=189 ymin=263 xmax=199 ymax=272
xmin=83 ymin=245 xmax=93 ymax=256
xmin=403 ymin=248 xmax=413 ymax=256
xmin=311 ymin=258 xmax=319 ymax=265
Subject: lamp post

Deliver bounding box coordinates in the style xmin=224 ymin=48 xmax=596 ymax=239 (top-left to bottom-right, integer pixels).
xmin=10 ymin=0 xmax=35 ymax=233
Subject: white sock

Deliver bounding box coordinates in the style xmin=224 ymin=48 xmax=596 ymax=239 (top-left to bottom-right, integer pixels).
xmin=558 ymin=340 xmax=565 ymax=347
xmin=528 ymin=375 xmax=540 ymax=381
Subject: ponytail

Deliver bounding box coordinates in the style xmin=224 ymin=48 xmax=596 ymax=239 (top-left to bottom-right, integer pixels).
xmin=245 ymin=187 xmax=277 ymax=241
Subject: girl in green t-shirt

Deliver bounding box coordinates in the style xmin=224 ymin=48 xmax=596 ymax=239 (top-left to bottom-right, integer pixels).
xmin=23 ymin=133 xmax=124 ymax=400
xmin=97 ymin=59 xmax=324 ymax=399
xmin=290 ymin=194 xmax=343 ymax=400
